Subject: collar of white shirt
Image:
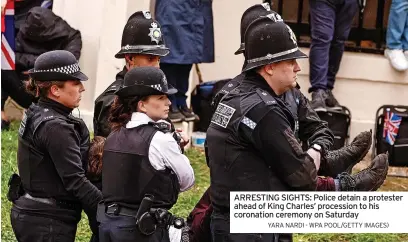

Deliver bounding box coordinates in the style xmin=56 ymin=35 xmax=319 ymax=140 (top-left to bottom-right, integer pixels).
xmin=126 ymin=112 xmax=154 ymax=129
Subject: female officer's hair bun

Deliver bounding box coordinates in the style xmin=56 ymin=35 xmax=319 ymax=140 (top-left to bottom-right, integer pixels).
xmin=109 ymin=95 xmax=146 ymax=131
xmin=25 ymin=79 xmax=65 ymax=98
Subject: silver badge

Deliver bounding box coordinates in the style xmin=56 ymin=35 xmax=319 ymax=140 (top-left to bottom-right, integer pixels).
xmin=142 ymin=11 xmax=151 ymax=19
xmin=261 ymin=3 xmax=271 ymax=11
xmin=162 ymin=75 xmax=168 ymax=85
xmin=148 ymin=22 xmax=162 ymax=44
xmin=286 ymin=25 xmax=297 ymax=45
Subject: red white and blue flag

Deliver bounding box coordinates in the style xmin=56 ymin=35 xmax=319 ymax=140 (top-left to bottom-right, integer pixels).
xmin=1 ymin=0 xmax=15 ymax=70
xmin=383 ymin=108 xmax=402 ymax=146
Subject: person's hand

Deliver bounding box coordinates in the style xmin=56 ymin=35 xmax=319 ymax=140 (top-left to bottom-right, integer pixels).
xmin=307 ymin=148 xmax=321 ymax=171
xmin=175 ymin=128 xmax=189 ymax=148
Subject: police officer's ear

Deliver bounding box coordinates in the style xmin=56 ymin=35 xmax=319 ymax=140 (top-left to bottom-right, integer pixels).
xmin=264 ymin=63 xmax=275 ymax=76
xmin=125 ymin=54 xmax=135 ymax=68
xmin=137 ymin=99 xmax=147 ymax=113
xmin=50 ymin=83 xmax=63 ymax=97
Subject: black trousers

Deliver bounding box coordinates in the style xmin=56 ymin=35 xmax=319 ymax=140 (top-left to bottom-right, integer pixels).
xmin=159 ymin=63 xmax=192 ymax=109
xmin=97 ymin=204 xmax=170 ymax=242
xmin=11 ymin=209 xmax=77 ymax=242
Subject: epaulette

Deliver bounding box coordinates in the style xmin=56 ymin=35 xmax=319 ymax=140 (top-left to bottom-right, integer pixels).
xmin=148 ymin=120 xmax=172 ymax=133
xmin=256 ymin=89 xmax=277 ymax=106
xmin=32 ymin=107 xmax=61 ymax=134
xmin=105 ymin=83 xmax=121 ymax=93
xmin=219 ymin=79 xmax=240 ymax=94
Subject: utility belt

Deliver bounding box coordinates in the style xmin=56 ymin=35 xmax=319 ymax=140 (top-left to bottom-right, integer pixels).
xmin=7 ymin=173 xmax=81 ymax=211
xmin=104 ymin=195 xmax=185 ymax=235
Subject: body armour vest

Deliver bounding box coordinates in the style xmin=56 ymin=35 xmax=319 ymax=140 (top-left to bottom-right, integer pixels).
xmin=212 ymin=74 xmax=300 ymax=139
xmin=17 ymin=103 xmax=89 ymax=200
xmin=207 ymin=81 xmax=298 ymax=213
xmin=102 ymin=124 xmax=180 ymax=210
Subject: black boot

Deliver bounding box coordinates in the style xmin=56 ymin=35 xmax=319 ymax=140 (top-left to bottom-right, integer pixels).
xmin=310 ymin=89 xmax=328 ymax=111
xmin=325 ymin=89 xmax=342 ymax=110
xmin=168 ymin=106 xmax=185 ymax=123
xmin=319 ymin=131 xmax=372 ymax=177
xmin=338 ymin=153 xmax=389 ymax=191
xmin=179 ymin=105 xmax=199 ymax=122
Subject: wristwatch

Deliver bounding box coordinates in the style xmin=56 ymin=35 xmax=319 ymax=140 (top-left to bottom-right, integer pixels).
xmin=311 ymin=143 xmax=323 ymax=154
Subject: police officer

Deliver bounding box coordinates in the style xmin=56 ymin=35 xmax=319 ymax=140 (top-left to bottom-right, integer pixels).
xmin=97 ymin=66 xmax=195 ymax=242
xmin=9 ymin=50 xmax=103 ymax=242
xmin=93 ymin=11 xmax=171 ymax=137
xmin=207 ymin=17 xmax=389 ymax=242
xmin=214 ymin=3 xmax=373 ymax=177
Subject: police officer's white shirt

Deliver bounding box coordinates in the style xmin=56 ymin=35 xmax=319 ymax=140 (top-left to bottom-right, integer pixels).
xmin=126 ymin=112 xmax=195 ymax=192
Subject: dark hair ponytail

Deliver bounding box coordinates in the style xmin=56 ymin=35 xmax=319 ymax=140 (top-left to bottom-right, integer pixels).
xmin=25 ymin=78 xmax=65 ymax=98
xmin=109 ymin=95 xmax=145 ymax=131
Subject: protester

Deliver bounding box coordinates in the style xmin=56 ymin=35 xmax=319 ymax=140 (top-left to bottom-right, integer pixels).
xmin=85 ymin=136 xmax=106 ymax=242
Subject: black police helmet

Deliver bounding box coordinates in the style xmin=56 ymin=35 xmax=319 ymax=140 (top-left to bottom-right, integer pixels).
xmin=114 ymin=66 xmax=177 ymax=98
xmin=242 ymin=16 xmax=307 ymax=72
xmin=28 ymin=50 xmax=88 ymax=81
xmin=235 ymin=3 xmax=283 ymax=55
xmin=115 ymin=11 xmax=169 ymax=58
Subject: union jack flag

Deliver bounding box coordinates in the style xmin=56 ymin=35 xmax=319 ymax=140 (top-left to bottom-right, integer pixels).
xmin=383 ymin=108 xmax=402 ymax=146
xmin=1 ymin=0 xmax=15 ymax=70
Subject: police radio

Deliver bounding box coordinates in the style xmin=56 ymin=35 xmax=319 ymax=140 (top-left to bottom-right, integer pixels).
xmin=136 ymin=194 xmax=156 ymax=235
xmin=7 ymin=173 xmax=25 ymax=202
xmin=149 ymin=120 xmax=184 ymax=153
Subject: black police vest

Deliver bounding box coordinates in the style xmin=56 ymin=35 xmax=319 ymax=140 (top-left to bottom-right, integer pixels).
xmin=212 ymin=75 xmax=300 ymax=139
xmin=207 ymin=83 xmax=296 ymax=213
xmin=17 ymin=103 xmax=89 ymax=200
xmin=102 ymin=124 xmax=180 ymax=210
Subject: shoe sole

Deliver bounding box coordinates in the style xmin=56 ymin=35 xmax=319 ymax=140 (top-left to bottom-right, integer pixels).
xmin=313 ymin=107 xmax=327 ymax=112
xmin=170 ymin=118 xmax=183 ymax=123
xmin=183 ymin=116 xmax=196 ymax=122
xmin=327 ymin=106 xmax=343 ymax=111
xmin=369 ymin=154 xmax=389 ymax=191
xmin=345 ymin=132 xmax=373 ymax=174
xmin=349 ymin=153 xmax=388 ymax=191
